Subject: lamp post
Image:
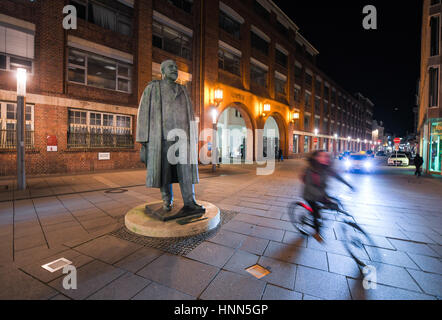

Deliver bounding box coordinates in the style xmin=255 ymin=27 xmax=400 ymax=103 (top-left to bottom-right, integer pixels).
xmin=347 ymin=136 xmax=351 ymax=152
xmin=212 ymin=88 xmax=223 ymax=173
xmin=314 ymin=128 xmax=319 ymax=150
xmin=334 ymin=134 xmax=338 ymax=158
xmin=16 ymin=68 xmax=27 ymax=190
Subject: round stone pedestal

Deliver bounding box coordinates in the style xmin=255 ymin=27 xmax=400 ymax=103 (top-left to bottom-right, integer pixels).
xmin=124 ymin=201 xmax=220 ymax=238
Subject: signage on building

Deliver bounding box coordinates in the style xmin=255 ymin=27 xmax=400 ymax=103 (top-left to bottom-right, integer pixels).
xmin=47 ymin=135 xmax=57 ymax=152
xmin=433 ymin=122 xmax=442 ymax=134
xmin=98 ymin=153 xmax=110 ymax=160
xmin=394 ymin=138 xmax=401 ymax=144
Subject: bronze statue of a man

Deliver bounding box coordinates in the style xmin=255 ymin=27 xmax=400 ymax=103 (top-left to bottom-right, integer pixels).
xmin=136 ymin=60 xmax=205 ymax=220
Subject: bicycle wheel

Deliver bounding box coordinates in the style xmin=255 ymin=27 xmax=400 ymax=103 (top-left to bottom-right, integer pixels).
xmin=288 ymin=201 xmax=317 ymax=236
xmin=340 ymin=220 xmax=376 ymax=267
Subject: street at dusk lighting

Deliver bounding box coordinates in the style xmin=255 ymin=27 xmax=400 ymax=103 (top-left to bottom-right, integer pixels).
xmin=334 ymin=134 xmax=338 ymax=139
xmin=214 ymin=88 xmax=223 ymax=105
xmin=364 ymin=139 xmax=367 ymax=144
xmin=291 ymin=111 xmax=300 ymax=122
xmin=211 ymin=108 xmax=218 ymax=124
xmin=348 ymin=136 xmax=351 ymax=141
xmin=357 ymin=138 xmax=360 ymax=143
xmin=314 ymin=128 xmax=319 ymax=135
xmin=17 ymin=68 xmax=27 ymax=96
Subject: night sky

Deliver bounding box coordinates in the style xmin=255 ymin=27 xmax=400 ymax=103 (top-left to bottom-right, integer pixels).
xmin=273 ymin=0 xmax=423 ymax=137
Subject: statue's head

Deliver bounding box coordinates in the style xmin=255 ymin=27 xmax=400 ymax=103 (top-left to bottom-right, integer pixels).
xmin=160 ymin=60 xmax=178 ymax=82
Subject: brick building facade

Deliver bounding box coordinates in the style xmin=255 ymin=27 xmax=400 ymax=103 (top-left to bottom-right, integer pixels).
xmin=0 ymin=0 xmax=374 ymax=176
xmin=418 ymin=0 xmax=442 ymax=175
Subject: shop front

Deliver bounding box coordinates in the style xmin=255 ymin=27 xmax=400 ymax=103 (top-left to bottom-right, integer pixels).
xmin=428 ymin=119 xmax=442 ymax=174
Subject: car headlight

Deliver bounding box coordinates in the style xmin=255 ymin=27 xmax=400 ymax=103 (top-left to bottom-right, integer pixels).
xmin=345 ymin=160 xmax=352 ymax=168
xmin=364 ymin=161 xmax=372 ymax=169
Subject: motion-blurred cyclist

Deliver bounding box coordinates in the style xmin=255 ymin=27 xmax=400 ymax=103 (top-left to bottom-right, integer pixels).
xmin=301 ymin=150 xmax=354 ymax=243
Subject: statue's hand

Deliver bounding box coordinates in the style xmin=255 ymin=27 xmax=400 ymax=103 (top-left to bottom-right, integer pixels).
xmin=140 ymin=142 xmax=148 ymax=165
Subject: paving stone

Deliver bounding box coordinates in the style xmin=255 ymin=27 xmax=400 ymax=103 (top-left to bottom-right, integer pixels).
xmin=308 ymin=237 xmax=369 ymax=260
xmin=50 ymin=294 xmax=71 ymax=300
xmin=258 ymin=256 xmax=297 ymax=290
xmin=200 ymin=270 xmax=266 ymax=300
xmin=347 ymin=278 xmax=436 ymax=300
xmin=48 ymin=260 xmax=125 ymax=300
xmin=250 ymin=225 xmax=285 ymax=242
xmin=186 ymin=241 xmax=235 ymax=268
xmin=327 ymin=253 xmax=361 ymax=278
xmin=87 ymin=272 xmax=151 ymax=300
xmin=114 ymin=247 xmax=163 ymax=273
xmin=136 ymin=254 xmax=219 ymax=297
xmin=19 ymin=249 xmax=94 ymax=283
xmin=361 ymin=261 xmax=422 ymax=292
xmin=303 ymin=294 xmax=323 ymax=300
xmin=0 ymin=266 xmax=57 ymax=300
xmin=407 ymin=269 xmax=442 ymax=297
xmin=222 ymin=220 xmax=255 ymax=235
xmin=264 ymin=241 xmax=328 ymax=271
xmin=262 ymin=284 xmax=302 ymax=300
xmin=208 ymin=229 xmax=248 ymax=249
xmin=238 ymin=236 xmax=269 ymax=255
xmin=365 ymin=247 xmax=419 ymax=269
xmin=223 ymin=250 xmax=260 ymax=276
xmin=388 ymin=239 xmax=440 ymax=257
xmin=408 ymin=253 xmax=442 ymax=274
xmin=74 ymin=235 xmax=143 ymax=264
xmin=282 ymin=231 xmax=307 ymax=247
xmin=294 ymin=266 xmax=351 ymax=300
xmin=135 ymin=277 xmax=198 ymax=300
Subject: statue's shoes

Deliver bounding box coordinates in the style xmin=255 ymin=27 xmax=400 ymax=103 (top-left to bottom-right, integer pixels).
xmin=182 ymin=203 xmax=206 ymax=214
xmin=163 ymin=203 xmax=173 ymax=212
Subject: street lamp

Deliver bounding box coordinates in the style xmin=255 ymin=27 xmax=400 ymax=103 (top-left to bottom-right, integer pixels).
xmin=291 ymin=111 xmax=300 ymax=123
xmin=16 ymin=68 xmax=27 ymax=190
xmin=211 ymin=88 xmax=223 ymax=173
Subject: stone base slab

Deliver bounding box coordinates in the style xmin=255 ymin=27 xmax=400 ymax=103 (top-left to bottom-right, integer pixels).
xmin=124 ymin=201 xmax=220 ymax=238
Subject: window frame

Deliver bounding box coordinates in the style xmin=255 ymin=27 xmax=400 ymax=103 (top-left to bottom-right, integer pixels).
xmin=152 ymin=20 xmax=193 ymax=60
xmin=67 ymin=47 xmax=132 ymax=93
xmin=218 ymin=47 xmax=241 ymax=76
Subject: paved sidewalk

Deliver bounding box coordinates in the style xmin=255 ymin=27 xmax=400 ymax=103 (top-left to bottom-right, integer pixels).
xmin=0 ymin=160 xmax=441 ymax=300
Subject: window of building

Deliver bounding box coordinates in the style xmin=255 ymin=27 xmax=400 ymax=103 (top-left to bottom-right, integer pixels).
xmin=430 ymin=15 xmax=440 ymax=57
xmin=218 ymin=47 xmax=241 ymax=76
xmin=68 ymin=48 xmax=132 ymax=92
xmin=304 ymin=114 xmax=310 ymax=131
xmin=294 ymin=85 xmax=301 ymax=103
xmin=153 ymin=21 xmax=192 ymax=60
xmin=250 ymin=61 xmax=268 ymax=88
xmin=167 ymin=0 xmax=193 ymax=13
xmin=275 ymin=72 xmax=287 ymax=95
xmin=315 ymin=96 xmax=321 ymax=115
xmin=304 ymin=135 xmax=310 ymax=153
xmin=429 ymin=67 xmax=439 ymax=107
xmin=314 ymin=117 xmax=320 ymax=132
xmin=253 ymin=0 xmax=270 ymax=20
xmin=315 ymin=79 xmax=322 ymax=95
xmin=67 ymin=109 xmax=133 ymax=148
xmin=251 ymin=31 xmax=269 ymax=55
xmin=324 ymin=86 xmax=330 ymax=99
xmin=305 ymin=72 xmax=313 ymax=89
xmin=431 ymin=0 xmax=441 ymax=5
xmin=324 ymin=101 xmax=329 ymax=115
xmin=276 ymin=20 xmax=289 ymax=37
xmin=275 ymin=49 xmax=288 ymax=68
xmin=294 ymin=64 xmax=303 ymax=83
xmin=305 ymin=91 xmax=312 ymax=111
xmin=70 ymin=0 xmax=133 ymax=36
xmin=0 ymin=24 xmax=34 ymax=73
xmin=219 ymin=10 xmax=241 ymax=40
xmin=0 ymin=102 xmax=34 ymax=149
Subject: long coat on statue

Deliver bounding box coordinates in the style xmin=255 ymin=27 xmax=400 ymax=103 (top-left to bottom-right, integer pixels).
xmin=136 ymin=80 xmax=199 ymax=188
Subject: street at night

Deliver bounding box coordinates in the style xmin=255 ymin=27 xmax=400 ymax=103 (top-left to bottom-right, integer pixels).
xmin=0 ymin=160 xmax=441 ymax=300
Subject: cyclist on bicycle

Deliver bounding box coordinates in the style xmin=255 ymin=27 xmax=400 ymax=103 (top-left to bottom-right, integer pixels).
xmin=301 ymin=150 xmax=354 ymax=243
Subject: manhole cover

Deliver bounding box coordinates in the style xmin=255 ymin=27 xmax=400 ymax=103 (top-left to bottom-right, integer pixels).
xmin=105 ymin=188 xmax=128 ymax=194
xmin=41 ymin=258 xmax=72 ymax=273
xmin=110 ymin=209 xmax=238 ymax=256
xmin=245 ymin=264 xmax=271 ymax=279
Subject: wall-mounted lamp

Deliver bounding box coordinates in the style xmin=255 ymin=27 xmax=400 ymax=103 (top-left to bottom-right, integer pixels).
xmin=211 ymin=108 xmax=218 ymax=125
xmin=291 ymin=111 xmax=300 ymax=123
xmin=262 ymin=103 xmax=271 ymax=117
xmin=334 ymin=134 xmax=338 ymax=139
xmin=214 ymin=88 xmax=223 ymax=106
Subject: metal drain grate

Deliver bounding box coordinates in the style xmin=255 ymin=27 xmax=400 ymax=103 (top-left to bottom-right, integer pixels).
xmin=110 ymin=209 xmax=238 ymax=256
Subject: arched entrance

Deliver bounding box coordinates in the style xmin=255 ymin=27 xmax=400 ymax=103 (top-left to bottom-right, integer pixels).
xmin=216 ymin=103 xmax=254 ymax=164
xmin=262 ymin=113 xmax=288 ymax=159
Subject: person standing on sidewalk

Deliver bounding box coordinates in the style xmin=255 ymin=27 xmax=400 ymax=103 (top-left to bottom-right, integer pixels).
xmin=414 ymin=153 xmax=424 ymax=177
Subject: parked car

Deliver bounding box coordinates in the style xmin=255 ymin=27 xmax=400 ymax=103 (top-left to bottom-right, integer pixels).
xmin=387 ymin=153 xmax=410 ymax=166
xmin=344 ymin=154 xmax=375 ymax=173
xmin=376 ymin=151 xmax=386 ymax=157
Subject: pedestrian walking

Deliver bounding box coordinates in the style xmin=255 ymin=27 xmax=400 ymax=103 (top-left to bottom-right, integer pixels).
xmin=279 ymin=148 xmax=284 ymax=162
xmin=414 ymin=153 xmax=423 ymax=177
